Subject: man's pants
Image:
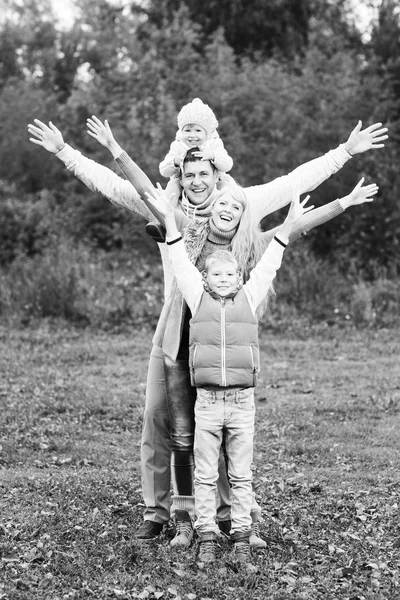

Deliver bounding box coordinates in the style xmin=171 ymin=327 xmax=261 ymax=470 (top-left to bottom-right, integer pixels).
xmin=140 ymin=346 xmax=231 ymax=523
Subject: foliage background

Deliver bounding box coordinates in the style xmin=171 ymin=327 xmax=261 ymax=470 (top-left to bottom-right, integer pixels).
xmin=0 ymin=0 xmax=400 ymax=327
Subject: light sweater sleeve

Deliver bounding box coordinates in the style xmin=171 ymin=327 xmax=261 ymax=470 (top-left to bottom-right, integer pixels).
xmin=167 ymin=239 xmax=204 ymax=313
xmin=55 ymin=144 xmax=154 ymax=221
xmin=207 ymin=138 xmax=233 ymax=173
xmin=261 ymin=199 xmax=345 ymax=246
xmin=243 ymin=144 xmax=352 ymax=224
xmin=159 ymin=141 xmax=187 ymax=178
xmin=244 ymin=237 xmax=285 ymax=312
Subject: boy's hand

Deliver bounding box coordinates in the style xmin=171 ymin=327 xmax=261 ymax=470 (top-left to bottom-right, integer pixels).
xmin=286 ymin=193 xmax=314 ymax=225
xmin=87 ymin=116 xmax=115 ymax=149
xmin=344 ymin=121 xmax=388 ymax=156
xmin=27 ymin=120 xmax=65 ymax=154
xmin=341 ymin=177 xmax=379 ymax=208
xmin=145 ymin=184 xmax=176 ymax=220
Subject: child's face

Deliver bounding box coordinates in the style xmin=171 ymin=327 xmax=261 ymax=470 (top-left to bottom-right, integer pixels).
xmin=181 ymin=124 xmax=208 ymax=147
xmin=205 ymin=260 xmax=240 ymax=297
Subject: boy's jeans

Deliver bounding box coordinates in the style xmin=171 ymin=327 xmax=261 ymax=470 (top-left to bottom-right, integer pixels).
xmin=194 ymin=387 xmax=255 ymax=536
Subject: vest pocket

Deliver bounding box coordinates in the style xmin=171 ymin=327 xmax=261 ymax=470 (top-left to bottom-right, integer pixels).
xmin=189 ymin=344 xmax=198 ymax=386
xmin=249 ymin=346 xmax=259 ymax=386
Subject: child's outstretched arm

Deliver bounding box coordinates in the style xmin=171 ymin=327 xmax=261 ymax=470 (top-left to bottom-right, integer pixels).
xmin=245 ymin=194 xmax=314 ymax=311
xmin=275 ymin=193 xmax=315 ymax=242
xmin=145 ymin=186 xmax=203 ymax=311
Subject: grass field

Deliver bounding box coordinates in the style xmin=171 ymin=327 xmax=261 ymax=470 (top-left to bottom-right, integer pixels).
xmin=1 ymin=322 xmax=399 ymax=600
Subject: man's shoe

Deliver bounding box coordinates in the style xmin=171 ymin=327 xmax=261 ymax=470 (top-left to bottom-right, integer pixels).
xmin=164 ymin=518 xmax=176 ymax=540
xmin=133 ymin=520 xmax=163 ymax=540
xmin=249 ymin=521 xmax=267 ymax=548
xmin=233 ymin=539 xmax=251 ymax=564
xmin=217 ymin=519 xmax=231 ymax=539
xmin=170 ymin=510 xmax=193 ymax=548
xmin=145 ymin=222 xmax=166 ymax=243
xmin=198 ymin=533 xmax=217 ymax=564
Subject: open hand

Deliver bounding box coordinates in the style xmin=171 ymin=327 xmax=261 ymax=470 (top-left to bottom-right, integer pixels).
xmin=27 ymin=119 xmax=65 ymax=154
xmin=345 ymin=121 xmax=388 ymax=156
xmin=86 ymin=116 xmax=116 ymax=149
xmin=286 ymin=193 xmax=315 ymax=225
xmin=343 ymin=177 xmax=379 ymax=206
xmin=145 ymin=184 xmax=176 ymax=220
xmin=193 ymin=148 xmax=215 ymax=161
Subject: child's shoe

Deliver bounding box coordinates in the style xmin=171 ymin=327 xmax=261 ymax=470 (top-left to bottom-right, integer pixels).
xmin=233 ymin=539 xmax=251 ymax=563
xmin=170 ymin=510 xmax=193 ymax=548
xmin=145 ymin=222 xmax=166 ymax=243
xmin=197 ymin=533 xmax=217 ymax=563
xmin=231 ymin=532 xmax=251 ymax=564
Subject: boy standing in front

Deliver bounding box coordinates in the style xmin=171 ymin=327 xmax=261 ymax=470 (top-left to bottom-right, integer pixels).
xmin=145 ymin=186 xmax=312 ymax=564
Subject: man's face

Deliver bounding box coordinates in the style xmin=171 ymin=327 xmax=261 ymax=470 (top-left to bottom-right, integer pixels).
xmin=180 ymin=160 xmax=218 ymax=205
xmin=205 ymin=259 xmax=240 ymax=297
xmin=211 ymin=191 xmax=244 ymax=232
xmin=181 ymin=124 xmax=208 ymax=147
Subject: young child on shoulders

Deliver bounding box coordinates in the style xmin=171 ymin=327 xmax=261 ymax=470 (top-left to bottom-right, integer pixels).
xmin=159 ymin=97 xmax=234 ymax=200
xmin=145 ymin=185 xmax=312 ymax=565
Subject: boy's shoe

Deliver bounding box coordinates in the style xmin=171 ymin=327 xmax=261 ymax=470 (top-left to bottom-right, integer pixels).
xmin=217 ymin=519 xmax=231 ymax=538
xmin=145 ymin=222 xmax=166 ymax=243
xmin=133 ymin=520 xmax=163 ymax=540
xmin=233 ymin=539 xmax=251 ymax=564
xmin=170 ymin=510 xmax=193 ymax=548
xmin=198 ymin=533 xmax=217 ymax=563
xmin=249 ymin=521 xmax=267 ymax=549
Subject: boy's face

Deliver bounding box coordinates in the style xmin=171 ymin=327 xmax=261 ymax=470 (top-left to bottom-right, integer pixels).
xmin=205 ymin=259 xmax=240 ymax=297
xmin=181 ymin=124 xmax=208 ymax=147
xmin=180 ymin=160 xmax=218 ymax=205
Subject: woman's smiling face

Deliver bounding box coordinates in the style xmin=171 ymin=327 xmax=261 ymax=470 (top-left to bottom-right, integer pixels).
xmin=211 ymin=191 xmax=245 ymax=231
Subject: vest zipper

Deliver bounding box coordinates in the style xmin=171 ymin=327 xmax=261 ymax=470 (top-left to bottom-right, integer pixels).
xmin=221 ymin=298 xmax=226 ymax=386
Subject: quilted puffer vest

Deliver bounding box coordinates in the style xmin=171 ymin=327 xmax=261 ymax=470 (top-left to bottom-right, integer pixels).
xmin=189 ymin=288 xmax=259 ymax=388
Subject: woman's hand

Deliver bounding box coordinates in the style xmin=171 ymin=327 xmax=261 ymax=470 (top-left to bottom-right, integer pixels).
xmin=340 ymin=177 xmax=379 ymax=208
xmin=344 ymin=121 xmax=388 ymax=156
xmin=86 ymin=116 xmax=123 ymax=158
xmin=27 ymin=120 xmax=65 ymax=154
xmin=87 ymin=116 xmax=114 ymax=148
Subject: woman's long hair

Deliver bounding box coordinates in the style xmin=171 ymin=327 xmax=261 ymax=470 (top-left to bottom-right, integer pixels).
xmin=221 ymin=184 xmax=276 ymax=318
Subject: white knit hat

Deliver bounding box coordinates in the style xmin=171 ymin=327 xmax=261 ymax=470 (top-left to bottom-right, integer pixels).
xmin=177 ymin=98 xmax=219 ymax=135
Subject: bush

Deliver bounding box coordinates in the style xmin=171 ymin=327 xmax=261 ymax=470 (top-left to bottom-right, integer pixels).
xmin=0 ymin=241 xmax=164 ymax=329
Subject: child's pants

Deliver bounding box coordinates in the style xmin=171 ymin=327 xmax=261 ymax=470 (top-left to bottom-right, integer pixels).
xmin=194 ymin=387 xmax=255 ymax=536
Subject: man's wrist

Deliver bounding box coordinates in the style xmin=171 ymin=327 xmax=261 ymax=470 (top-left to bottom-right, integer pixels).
xmin=344 ymin=143 xmax=354 ymax=157
xmin=55 ymin=143 xmax=66 ymax=155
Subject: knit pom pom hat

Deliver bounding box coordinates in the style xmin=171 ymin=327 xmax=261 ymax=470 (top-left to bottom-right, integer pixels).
xmin=177 ymin=98 xmax=219 ymax=136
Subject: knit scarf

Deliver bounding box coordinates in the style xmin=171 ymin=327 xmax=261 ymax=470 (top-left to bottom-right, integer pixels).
xmin=180 ymin=188 xmax=221 ymax=220
xmin=183 ymin=218 xmax=237 ymax=266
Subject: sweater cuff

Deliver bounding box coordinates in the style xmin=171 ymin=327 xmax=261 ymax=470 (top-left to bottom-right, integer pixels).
xmin=56 ymin=143 xmax=75 ymax=163
xmin=274 ymin=234 xmax=288 ymax=248
xmin=166 ymin=236 xmax=182 ymax=246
